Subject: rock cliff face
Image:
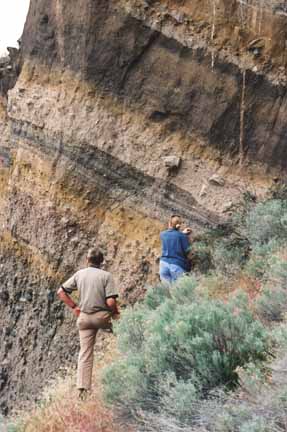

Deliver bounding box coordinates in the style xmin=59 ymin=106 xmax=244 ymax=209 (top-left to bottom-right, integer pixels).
xmin=1 ymin=0 xmax=287 ymax=414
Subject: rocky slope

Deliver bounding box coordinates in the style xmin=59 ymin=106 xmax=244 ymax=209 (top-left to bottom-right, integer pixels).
xmin=1 ymin=0 xmax=287 ymax=414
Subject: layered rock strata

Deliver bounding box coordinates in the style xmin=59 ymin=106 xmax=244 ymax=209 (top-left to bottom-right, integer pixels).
xmin=1 ymin=0 xmax=287 ymax=413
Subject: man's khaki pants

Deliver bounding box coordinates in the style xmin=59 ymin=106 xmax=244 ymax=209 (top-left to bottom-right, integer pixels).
xmin=77 ymin=311 xmax=112 ymax=390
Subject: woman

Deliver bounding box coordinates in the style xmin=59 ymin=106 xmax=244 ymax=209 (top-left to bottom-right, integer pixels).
xmin=160 ymin=215 xmax=192 ymax=283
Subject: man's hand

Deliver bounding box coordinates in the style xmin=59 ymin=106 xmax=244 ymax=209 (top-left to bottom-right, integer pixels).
xmin=106 ymin=297 xmax=119 ymax=316
xmin=73 ymin=306 xmax=81 ymax=318
xmin=57 ymin=287 xmax=80 ymax=315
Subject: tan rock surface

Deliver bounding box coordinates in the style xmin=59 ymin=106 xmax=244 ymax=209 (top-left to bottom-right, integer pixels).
xmin=0 ymin=0 xmax=286 ymax=414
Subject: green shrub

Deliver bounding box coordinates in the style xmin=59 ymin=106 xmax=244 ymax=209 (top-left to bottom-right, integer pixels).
xmin=191 ymin=240 xmax=213 ymax=274
xmin=102 ymin=355 xmax=149 ymax=409
xmin=270 ymin=182 xmax=287 ymax=201
xmin=268 ymin=256 xmax=287 ymax=288
xmin=158 ymin=373 xmax=198 ymax=422
xmin=196 ymin=385 xmax=287 ymax=432
xmin=256 ymin=288 xmax=287 ymax=322
xmin=213 ymin=409 xmax=241 ymax=432
xmin=270 ymin=324 xmax=287 ymax=349
xmin=212 ymin=238 xmax=248 ymax=276
xmin=239 ymin=417 xmax=271 ymax=432
xmin=244 ymin=243 xmax=287 ymax=288
xmin=246 ymin=200 xmax=287 ymax=246
xmin=144 ymin=283 xmax=171 ymax=310
xmin=103 ymin=278 xmax=270 ymax=417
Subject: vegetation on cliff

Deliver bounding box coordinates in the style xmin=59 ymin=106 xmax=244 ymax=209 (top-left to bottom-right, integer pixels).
xmin=7 ymin=192 xmax=287 ymax=432
xmin=103 ymin=278 xmax=270 ymax=413
xmin=102 ymin=192 xmax=287 ymax=431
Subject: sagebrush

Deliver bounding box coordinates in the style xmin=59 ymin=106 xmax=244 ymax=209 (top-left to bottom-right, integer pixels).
xmin=103 ymin=277 xmax=270 ymax=424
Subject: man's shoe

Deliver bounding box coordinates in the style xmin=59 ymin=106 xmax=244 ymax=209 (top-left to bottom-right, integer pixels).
xmin=78 ymin=388 xmax=88 ymax=401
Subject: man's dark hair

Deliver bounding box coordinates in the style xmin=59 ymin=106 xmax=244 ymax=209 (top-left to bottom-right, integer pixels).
xmin=87 ymin=248 xmax=104 ymax=267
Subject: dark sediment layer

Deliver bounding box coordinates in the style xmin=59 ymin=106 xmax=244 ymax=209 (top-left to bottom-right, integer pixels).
xmin=1 ymin=0 xmax=287 ymax=415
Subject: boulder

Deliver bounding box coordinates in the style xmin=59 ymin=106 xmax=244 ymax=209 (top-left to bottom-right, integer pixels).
xmin=209 ymin=174 xmax=225 ymax=186
xmin=162 ymin=155 xmax=181 ymax=170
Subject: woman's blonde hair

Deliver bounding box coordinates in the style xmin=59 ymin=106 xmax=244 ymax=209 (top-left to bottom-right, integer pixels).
xmin=169 ymin=214 xmax=182 ymax=230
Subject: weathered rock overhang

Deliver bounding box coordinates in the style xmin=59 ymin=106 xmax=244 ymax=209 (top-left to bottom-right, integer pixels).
xmin=18 ymin=0 xmax=287 ymax=170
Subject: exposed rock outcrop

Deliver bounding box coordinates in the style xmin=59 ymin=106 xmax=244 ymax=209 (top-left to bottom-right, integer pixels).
xmin=1 ymin=0 xmax=287 ymax=414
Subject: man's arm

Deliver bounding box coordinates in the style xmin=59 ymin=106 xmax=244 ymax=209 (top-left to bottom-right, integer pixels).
xmin=105 ymin=273 xmax=120 ymax=317
xmin=106 ymin=296 xmax=120 ymax=316
xmin=57 ymin=287 xmax=80 ymax=317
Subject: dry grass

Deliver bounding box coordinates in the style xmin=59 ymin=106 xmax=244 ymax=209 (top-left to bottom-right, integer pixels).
xmin=13 ymin=334 xmax=134 ymax=432
xmin=197 ymin=271 xmax=262 ymax=304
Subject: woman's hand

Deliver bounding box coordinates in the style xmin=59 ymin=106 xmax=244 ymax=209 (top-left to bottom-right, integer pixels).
xmin=182 ymin=227 xmax=192 ymax=235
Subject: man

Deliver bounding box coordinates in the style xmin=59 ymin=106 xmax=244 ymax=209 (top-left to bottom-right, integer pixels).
xmin=57 ymin=248 xmax=119 ymax=399
xmin=160 ymin=215 xmax=192 ymax=283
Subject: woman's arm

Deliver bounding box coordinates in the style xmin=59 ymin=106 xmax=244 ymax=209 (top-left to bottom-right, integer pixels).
xmin=181 ymin=229 xmax=193 ymax=260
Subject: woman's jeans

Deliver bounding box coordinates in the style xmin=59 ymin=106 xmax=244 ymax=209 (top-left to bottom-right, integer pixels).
xmin=160 ymin=260 xmax=185 ymax=283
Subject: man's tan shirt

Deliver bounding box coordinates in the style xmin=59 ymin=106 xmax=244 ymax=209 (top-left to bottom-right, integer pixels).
xmin=62 ymin=266 xmax=118 ymax=314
